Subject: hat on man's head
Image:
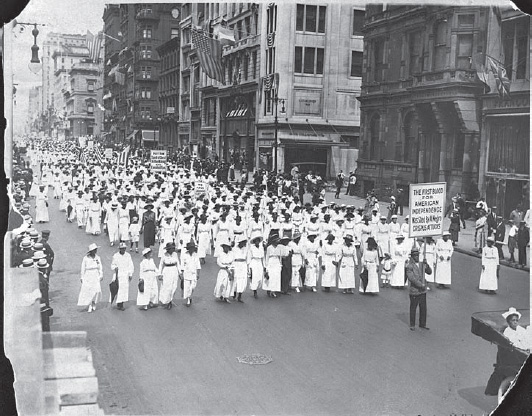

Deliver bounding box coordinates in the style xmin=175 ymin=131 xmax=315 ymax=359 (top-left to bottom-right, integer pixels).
xmin=119 ymin=242 xmax=127 ymax=249
xmin=37 ymin=259 xmax=49 ymax=269
xmin=410 ymin=247 xmax=420 ymax=255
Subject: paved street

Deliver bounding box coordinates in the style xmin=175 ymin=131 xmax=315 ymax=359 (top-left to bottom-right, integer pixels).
xmin=33 ymin=192 xmax=529 ymax=416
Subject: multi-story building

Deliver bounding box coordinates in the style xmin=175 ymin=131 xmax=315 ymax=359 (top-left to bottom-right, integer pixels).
xmin=479 ymin=8 xmax=530 ymax=217
xmin=357 ymin=5 xmax=529 ymax=213
xmin=103 ymin=3 xmax=175 ymax=148
xmin=27 ymin=86 xmax=42 ymax=133
xmin=156 ymin=35 xmax=180 ymax=150
xmin=255 ymin=3 xmax=363 ymax=176
xmin=64 ymin=62 xmax=104 ymax=137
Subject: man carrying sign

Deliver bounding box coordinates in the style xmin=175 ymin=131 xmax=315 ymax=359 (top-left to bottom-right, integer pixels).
xmin=406 ymin=247 xmax=432 ymax=331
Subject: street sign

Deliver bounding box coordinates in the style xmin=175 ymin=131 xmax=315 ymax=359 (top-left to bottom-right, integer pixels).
xmin=150 ymin=150 xmax=167 ymax=172
xmin=408 ymin=182 xmax=446 ymax=238
xmin=104 ymin=148 xmax=113 ymax=159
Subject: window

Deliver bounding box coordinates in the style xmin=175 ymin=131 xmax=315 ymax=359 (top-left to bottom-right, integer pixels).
xmin=141 ymin=87 xmax=151 ymax=99
xmin=352 ymin=9 xmax=364 ymax=36
xmin=408 ymin=31 xmax=422 ymax=75
xmin=373 ymin=39 xmax=385 ymax=82
xmin=295 ymin=47 xmax=324 ymax=75
xmin=433 ymin=20 xmax=447 ymax=70
xmin=252 ymin=51 xmax=257 ymax=79
xmin=87 ymin=103 xmax=94 ymax=114
xmin=458 ymin=14 xmax=475 ymax=27
xmin=456 ymin=34 xmax=473 ymax=70
xmin=87 ymin=81 xmax=95 ymax=92
xmin=243 ymin=54 xmax=249 ymax=81
xmin=503 ymin=18 xmax=529 ymax=81
xmin=142 ymin=26 xmax=152 ymax=39
xmin=171 ymin=28 xmax=179 ymax=39
xmin=342 ymin=135 xmax=359 ymax=148
xmin=296 ymin=4 xmax=326 ymax=33
xmin=141 ymin=66 xmax=152 ymax=79
xmin=350 ymin=51 xmax=363 ymax=77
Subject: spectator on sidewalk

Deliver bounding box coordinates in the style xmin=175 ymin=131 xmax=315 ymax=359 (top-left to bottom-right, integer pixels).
xmin=507 ymin=220 xmax=518 ymax=263
xmin=517 ymin=220 xmax=529 ymax=268
xmin=334 ymin=171 xmax=345 ymax=199
xmin=495 ymin=216 xmax=506 ymax=260
xmin=509 ymin=204 xmax=524 ymax=226
xmin=346 ymin=172 xmax=356 ymax=196
xmin=476 ymin=197 xmax=488 ymax=217
xmin=396 ymin=188 xmax=405 ymax=216
xmin=486 ymin=206 xmax=497 ymax=237
xmin=449 ymin=209 xmax=461 ymax=246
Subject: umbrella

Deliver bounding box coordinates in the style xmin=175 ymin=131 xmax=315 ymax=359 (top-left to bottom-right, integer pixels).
xmin=360 ymin=269 xmax=369 ymax=292
xmin=109 ymin=278 xmax=119 ymax=303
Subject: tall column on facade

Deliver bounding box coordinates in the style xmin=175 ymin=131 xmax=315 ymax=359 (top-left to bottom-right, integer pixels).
xmin=438 ymin=129 xmax=448 ymax=182
xmin=461 ymin=130 xmax=480 ymax=198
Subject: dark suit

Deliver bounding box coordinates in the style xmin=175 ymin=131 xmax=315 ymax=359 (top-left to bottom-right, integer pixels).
xmin=495 ymin=222 xmax=506 ymax=259
xmin=487 ymin=213 xmax=497 ymax=236
xmin=406 ymin=258 xmax=432 ymax=328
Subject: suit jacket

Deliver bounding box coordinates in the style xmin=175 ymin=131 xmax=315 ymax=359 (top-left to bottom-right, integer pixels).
xmin=406 ymin=258 xmax=432 ymax=296
xmin=495 ymin=222 xmax=506 ymax=245
xmin=487 ymin=213 xmax=497 ymax=231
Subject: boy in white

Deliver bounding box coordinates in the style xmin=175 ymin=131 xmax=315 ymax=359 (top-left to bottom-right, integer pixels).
xmin=180 ymin=242 xmax=201 ymax=306
xmin=128 ymin=216 xmax=141 ymax=253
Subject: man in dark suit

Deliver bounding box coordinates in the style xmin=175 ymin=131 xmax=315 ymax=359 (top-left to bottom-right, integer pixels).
xmin=486 ymin=206 xmax=497 ymax=237
xmin=39 ymin=230 xmax=55 ymax=276
xmin=495 ymin=216 xmax=506 ymax=260
xmin=406 ymin=247 xmax=432 ymax=331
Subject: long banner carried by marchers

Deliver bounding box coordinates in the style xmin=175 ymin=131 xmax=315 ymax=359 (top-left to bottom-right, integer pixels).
xmin=408 ymin=182 xmax=446 ymax=238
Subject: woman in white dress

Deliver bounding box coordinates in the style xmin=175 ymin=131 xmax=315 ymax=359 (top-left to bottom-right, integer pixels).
xmin=479 ymin=236 xmax=499 ymax=294
xmin=214 ymin=243 xmax=234 ymax=303
xmin=158 ymin=216 xmax=175 ymax=258
xmin=196 ymin=215 xmax=212 ymax=262
xmin=158 ymin=242 xmax=180 ymax=309
xmin=390 ymin=234 xmax=409 ymax=288
xmin=118 ymin=201 xmax=131 ymax=243
xmin=137 ymin=248 xmax=159 ymax=310
xmin=52 ymin=173 xmax=62 ymax=199
xmin=59 ymin=182 xmax=69 ymax=212
xmin=435 ymin=232 xmax=454 ymax=288
xmin=338 ymin=234 xmax=358 ymax=294
xmin=264 ymin=235 xmax=286 ymax=297
xmin=247 ymin=236 xmax=265 ymax=298
xmin=289 ymin=233 xmax=305 ymax=293
xmin=35 ymin=186 xmax=50 ymax=223
xmin=77 ymin=243 xmax=103 ymax=312
xmin=85 ymin=196 xmax=102 ymax=235
xmin=360 ymin=237 xmax=380 ymax=294
xmin=303 ymin=233 xmax=321 ymax=292
xmin=321 ymin=233 xmax=340 ymax=292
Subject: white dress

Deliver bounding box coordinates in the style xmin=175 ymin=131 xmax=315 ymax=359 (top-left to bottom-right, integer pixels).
xmin=303 ymin=240 xmax=321 ymax=287
xmin=85 ymin=201 xmax=101 ymax=235
xmin=338 ymin=244 xmax=357 ymax=289
xmin=420 ymin=242 xmax=436 ymax=283
xmin=321 ymin=243 xmax=340 ymax=288
xmin=264 ymin=245 xmax=285 ymax=292
xmin=136 ymin=258 xmax=159 ymax=306
xmin=231 ymin=246 xmax=248 ymax=294
xmin=361 ymin=250 xmax=379 ymax=293
xmin=118 ymin=208 xmax=130 ymax=241
xmin=111 ymin=252 xmax=134 ymax=303
xmin=247 ymin=245 xmax=265 ymax=291
xmin=479 ymin=245 xmax=499 ymax=291
xmin=158 ymin=252 xmax=180 ymax=304
xmin=35 ymin=191 xmax=49 ymax=223
xmin=77 ymin=255 xmax=103 ymax=306
xmin=180 ymin=252 xmax=201 ymax=299
xmin=390 ymin=241 xmax=409 ymax=287
xmin=290 ymin=241 xmax=305 ymax=288
xmin=196 ymin=222 xmax=212 ymax=258
xmin=435 ymin=239 xmax=454 ymax=285
xmin=214 ymin=251 xmax=234 ymax=298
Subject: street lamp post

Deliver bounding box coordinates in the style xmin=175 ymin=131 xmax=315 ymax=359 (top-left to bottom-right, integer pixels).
xmin=271 ymin=94 xmax=286 ymax=174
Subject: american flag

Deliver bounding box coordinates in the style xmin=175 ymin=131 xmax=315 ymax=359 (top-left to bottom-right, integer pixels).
xmin=191 ymin=28 xmax=225 ymax=85
xmin=78 ymin=147 xmax=88 ymax=165
xmin=86 ymin=31 xmax=103 ymax=63
xmin=119 ymin=146 xmax=130 ymax=168
xmin=94 ymin=145 xmax=104 ymax=165
xmin=487 ymin=56 xmax=511 ymax=99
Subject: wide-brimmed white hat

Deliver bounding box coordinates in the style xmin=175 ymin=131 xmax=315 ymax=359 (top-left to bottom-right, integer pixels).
xmin=142 ymin=248 xmax=152 ymax=256
xmin=442 ymin=231 xmax=451 ymax=237
xmin=87 ymin=243 xmax=99 ymax=252
xmin=502 ymin=307 xmax=522 ymax=320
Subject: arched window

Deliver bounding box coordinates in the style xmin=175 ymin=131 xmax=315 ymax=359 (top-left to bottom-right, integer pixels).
xmin=369 ymin=114 xmax=380 ymax=160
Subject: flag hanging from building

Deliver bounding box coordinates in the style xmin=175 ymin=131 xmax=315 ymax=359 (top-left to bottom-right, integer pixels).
xmin=258 ymin=73 xmax=279 ymax=103
xmin=191 ymin=28 xmax=225 ymax=84
xmin=119 ymin=146 xmax=130 ymax=168
xmin=487 ymin=56 xmax=511 ymax=99
xmin=215 ymin=26 xmax=236 ymax=47
xmin=86 ymin=31 xmax=103 ymax=63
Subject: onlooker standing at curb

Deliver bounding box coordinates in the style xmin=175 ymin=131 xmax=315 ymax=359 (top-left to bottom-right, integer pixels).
xmin=396 ymin=188 xmax=405 ymax=216
xmin=507 ymin=220 xmax=518 ymax=263
xmin=494 ymin=216 xmax=506 ymax=260
xmin=517 ymin=221 xmax=529 ymax=268
xmin=486 ymin=206 xmax=497 ymax=237
xmin=509 ymin=204 xmax=524 ymax=226
xmin=334 ymin=171 xmax=345 ymax=199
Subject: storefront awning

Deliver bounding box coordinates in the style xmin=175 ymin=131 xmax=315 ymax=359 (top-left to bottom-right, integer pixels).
xmin=142 ymin=130 xmax=157 ymax=141
xmin=126 ymin=130 xmax=138 ymax=142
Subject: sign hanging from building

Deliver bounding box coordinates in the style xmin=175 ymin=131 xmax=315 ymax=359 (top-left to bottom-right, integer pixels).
xmin=150 ymin=150 xmax=167 ymax=172
xmin=408 ymin=182 xmax=446 ymax=238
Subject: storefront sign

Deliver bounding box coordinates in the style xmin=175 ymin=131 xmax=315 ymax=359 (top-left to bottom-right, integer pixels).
xmin=104 ymin=148 xmax=113 ymax=159
xmin=150 ymin=150 xmax=167 ymax=172
xmin=408 ymin=182 xmax=446 ymax=238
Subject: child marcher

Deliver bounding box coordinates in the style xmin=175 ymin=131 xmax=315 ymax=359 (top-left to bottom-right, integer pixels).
xmin=129 ymin=216 xmax=141 ymax=253
xmin=381 ymin=252 xmax=392 ymax=288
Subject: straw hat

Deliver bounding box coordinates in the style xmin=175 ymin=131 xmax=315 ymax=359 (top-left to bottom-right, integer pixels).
xmin=142 ymin=248 xmax=152 ymax=256
xmin=502 ymin=307 xmax=522 ymax=320
xmin=87 ymin=243 xmax=99 ymax=252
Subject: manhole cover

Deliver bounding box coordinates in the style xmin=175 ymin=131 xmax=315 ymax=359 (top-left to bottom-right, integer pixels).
xmin=237 ymin=353 xmax=273 ymax=365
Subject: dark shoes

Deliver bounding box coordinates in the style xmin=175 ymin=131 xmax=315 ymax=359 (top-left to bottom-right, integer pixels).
xmin=420 ymin=326 xmax=430 ymax=330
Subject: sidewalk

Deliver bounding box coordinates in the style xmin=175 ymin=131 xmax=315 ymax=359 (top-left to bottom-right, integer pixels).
xmin=322 ymin=190 xmax=530 ymax=272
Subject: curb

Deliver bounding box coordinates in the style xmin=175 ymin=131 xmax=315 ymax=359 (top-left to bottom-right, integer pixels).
xmin=453 ymin=246 xmax=529 ymax=272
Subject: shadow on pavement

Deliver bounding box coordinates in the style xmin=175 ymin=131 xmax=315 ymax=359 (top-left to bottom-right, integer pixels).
xmin=457 ymin=386 xmax=498 ymax=414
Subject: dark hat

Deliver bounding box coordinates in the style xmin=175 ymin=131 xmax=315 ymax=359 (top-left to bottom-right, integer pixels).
xmin=411 ymin=247 xmax=420 ymax=254
xmin=186 ymin=241 xmax=197 ymax=250
xmin=221 ymin=242 xmax=232 ymax=250
xmin=42 ymin=230 xmax=51 ymax=237
xmin=165 ymin=242 xmax=176 ymax=251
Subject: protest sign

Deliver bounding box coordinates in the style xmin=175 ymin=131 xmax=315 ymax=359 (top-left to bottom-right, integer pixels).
xmin=150 ymin=150 xmax=167 ymax=172
xmin=408 ymin=182 xmax=446 ymax=238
